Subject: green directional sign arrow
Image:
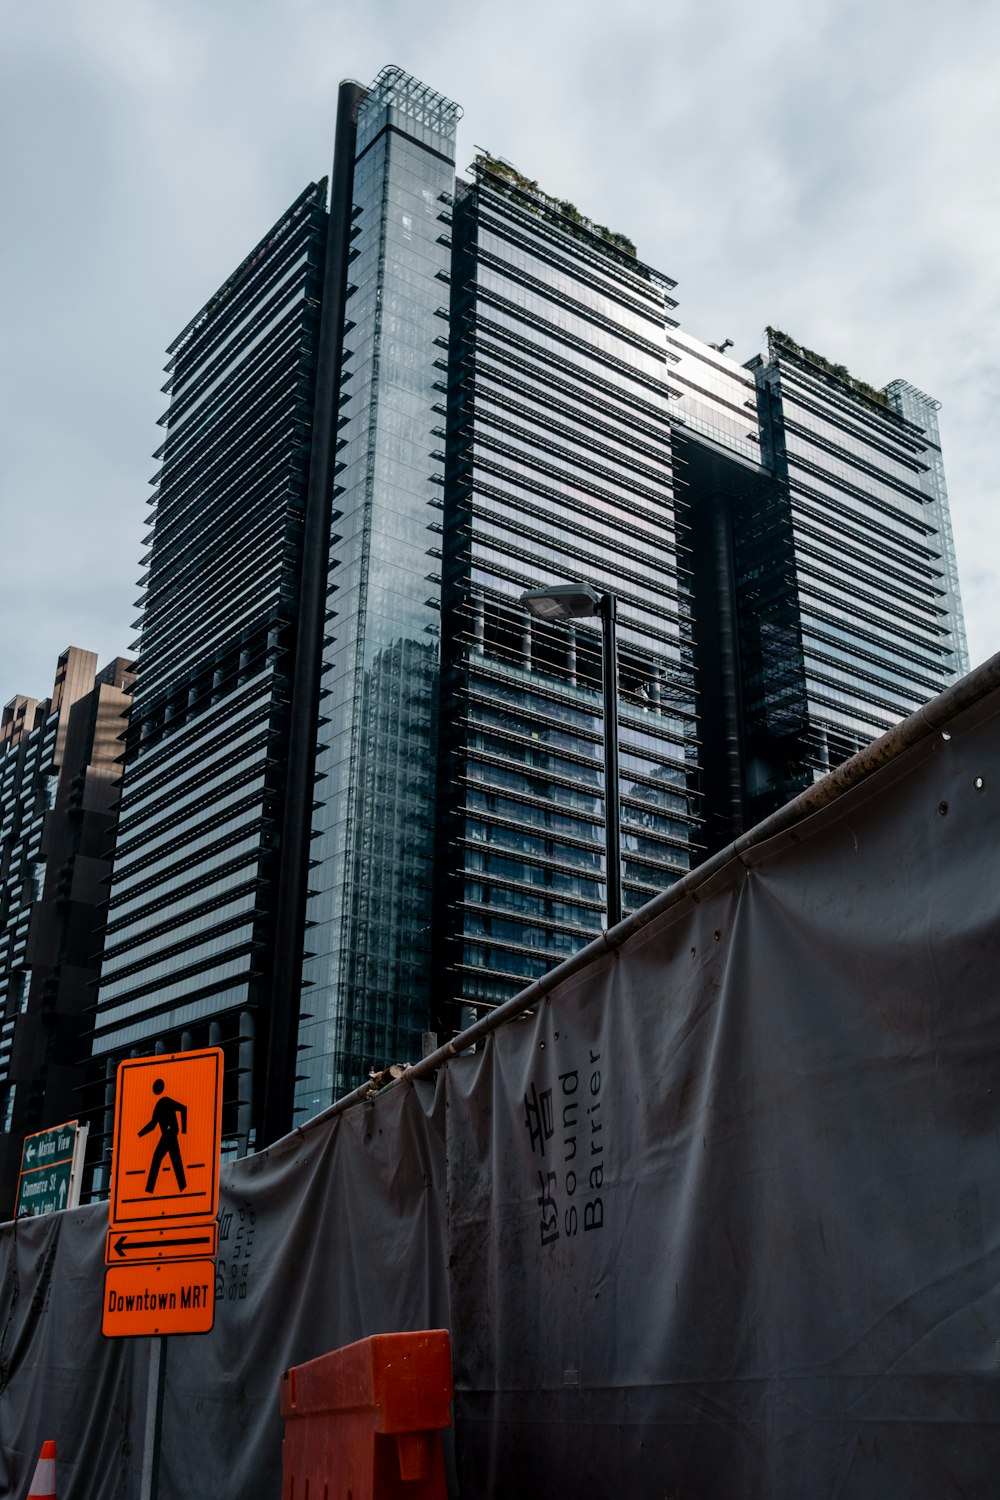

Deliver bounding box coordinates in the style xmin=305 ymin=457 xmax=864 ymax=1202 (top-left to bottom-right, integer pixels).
xmin=21 ymin=1124 xmax=75 ymax=1169
xmin=16 ymin=1159 xmax=73 ymax=1218
xmin=16 ymin=1120 xmax=85 ymax=1218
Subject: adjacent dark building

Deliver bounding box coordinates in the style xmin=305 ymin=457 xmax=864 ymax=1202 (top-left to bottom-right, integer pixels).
xmin=85 ymin=66 xmax=968 ymax=1166
xmin=675 ymin=327 xmax=969 ymax=848
xmin=0 ymin=648 xmax=133 ymax=1210
xmin=90 ymin=181 xmax=332 ymax=1164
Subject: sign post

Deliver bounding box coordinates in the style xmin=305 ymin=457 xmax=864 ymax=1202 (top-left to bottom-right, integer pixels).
xmin=103 ymin=1048 xmax=223 ymax=1339
xmin=16 ymin=1121 xmax=88 ymax=1218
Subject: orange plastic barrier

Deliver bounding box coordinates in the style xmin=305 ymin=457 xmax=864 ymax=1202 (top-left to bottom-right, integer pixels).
xmin=280 ymin=1330 xmax=452 ymax=1500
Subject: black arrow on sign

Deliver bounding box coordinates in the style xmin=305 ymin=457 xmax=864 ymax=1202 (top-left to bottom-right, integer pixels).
xmin=114 ymin=1233 xmax=214 ymax=1258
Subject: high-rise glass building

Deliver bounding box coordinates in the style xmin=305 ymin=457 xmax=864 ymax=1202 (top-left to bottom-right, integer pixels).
xmin=296 ymin=71 xmax=462 ymax=1110
xmin=435 ymin=155 xmax=698 ymax=1023
xmin=91 ymin=182 xmax=331 ymax=1157
xmin=681 ymin=330 xmax=970 ymax=839
xmin=87 ymin=65 xmax=968 ymax=1154
xmin=751 ymin=332 xmax=968 ymax=800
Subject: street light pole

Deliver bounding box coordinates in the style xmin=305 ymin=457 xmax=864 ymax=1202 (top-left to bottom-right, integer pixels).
xmin=519 ymin=582 xmax=622 ymax=931
xmin=597 ymin=591 xmax=622 ymax=929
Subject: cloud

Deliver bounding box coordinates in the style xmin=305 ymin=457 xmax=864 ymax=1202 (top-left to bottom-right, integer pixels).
xmin=1 ymin=0 xmax=997 ymax=710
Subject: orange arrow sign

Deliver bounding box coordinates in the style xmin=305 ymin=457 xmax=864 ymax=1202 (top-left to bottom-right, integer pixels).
xmin=105 ymin=1220 xmax=219 ymax=1265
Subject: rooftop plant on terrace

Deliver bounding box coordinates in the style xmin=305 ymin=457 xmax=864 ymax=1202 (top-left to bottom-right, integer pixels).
xmin=765 ymin=326 xmax=891 ymax=410
xmin=474 ymin=153 xmax=643 ymax=274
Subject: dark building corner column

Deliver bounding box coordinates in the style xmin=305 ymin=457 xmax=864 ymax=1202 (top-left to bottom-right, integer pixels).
xmin=689 ymin=487 xmax=748 ymax=855
xmin=262 ymin=80 xmax=365 ymax=1144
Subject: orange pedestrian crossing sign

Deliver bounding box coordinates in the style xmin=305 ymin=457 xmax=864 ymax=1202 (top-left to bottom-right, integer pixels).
xmin=104 ymin=1048 xmax=222 ymax=1338
xmin=109 ymin=1049 xmax=223 ymax=1225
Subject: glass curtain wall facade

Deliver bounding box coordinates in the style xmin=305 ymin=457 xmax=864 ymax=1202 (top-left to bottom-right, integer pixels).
xmin=435 ymin=156 xmax=700 ymax=1026
xmin=295 ymin=70 xmax=462 ymax=1112
xmin=884 ymin=378 xmax=969 ymax=674
xmin=668 ymin=327 xmax=763 ymax=466
xmin=91 ymin=184 xmax=329 ymax=1158
xmin=738 ymin=331 xmax=968 ymax=819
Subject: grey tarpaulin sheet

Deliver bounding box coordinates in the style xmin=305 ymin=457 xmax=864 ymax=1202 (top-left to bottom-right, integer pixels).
xmin=4 ymin=672 xmax=1000 ymax=1497
xmin=0 ymin=1080 xmax=449 ymax=1498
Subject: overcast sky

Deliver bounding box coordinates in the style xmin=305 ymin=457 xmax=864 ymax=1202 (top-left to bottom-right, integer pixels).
xmin=2 ymin=0 xmax=998 ymax=708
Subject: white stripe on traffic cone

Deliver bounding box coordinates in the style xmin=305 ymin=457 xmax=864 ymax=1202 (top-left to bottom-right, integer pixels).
xmin=27 ymin=1439 xmax=56 ymax=1500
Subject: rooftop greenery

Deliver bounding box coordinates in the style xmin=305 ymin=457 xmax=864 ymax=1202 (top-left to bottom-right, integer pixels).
xmin=765 ymin=327 xmax=891 ymax=410
xmin=474 ymin=153 xmax=644 ymax=276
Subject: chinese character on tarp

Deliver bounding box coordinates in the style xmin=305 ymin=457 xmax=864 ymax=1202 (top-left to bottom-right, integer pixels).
xmin=537 ymin=1170 xmax=559 ymax=1246
xmin=523 ymin=1083 xmax=554 ymax=1155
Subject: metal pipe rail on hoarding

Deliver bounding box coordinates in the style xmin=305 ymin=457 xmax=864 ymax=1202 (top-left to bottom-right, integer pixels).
xmin=283 ymin=648 xmax=1000 ymax=1145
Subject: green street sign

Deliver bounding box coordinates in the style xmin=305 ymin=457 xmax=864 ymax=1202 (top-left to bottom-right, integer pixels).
xmin=16 ymin=1120 xmax=87 ymax=1218
xmin=17 ymin=1159 xmax=73 ymax=1217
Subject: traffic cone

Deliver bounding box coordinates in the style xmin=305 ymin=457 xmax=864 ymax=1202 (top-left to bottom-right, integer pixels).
xmin=27 ymin=1440 xmax=56 ymax=1500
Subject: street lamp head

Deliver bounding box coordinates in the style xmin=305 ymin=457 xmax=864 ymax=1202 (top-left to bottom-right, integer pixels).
xmin=520 ymin=582 xmax=602 ymax=622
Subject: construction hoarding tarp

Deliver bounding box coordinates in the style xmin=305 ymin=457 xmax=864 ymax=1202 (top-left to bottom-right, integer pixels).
xmin=3 ymin=662 xmax=1000 ymax=1497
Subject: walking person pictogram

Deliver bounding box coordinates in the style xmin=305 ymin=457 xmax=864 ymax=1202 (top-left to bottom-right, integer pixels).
xmin=138 ymin=1079 xmax=187 ymax=1193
